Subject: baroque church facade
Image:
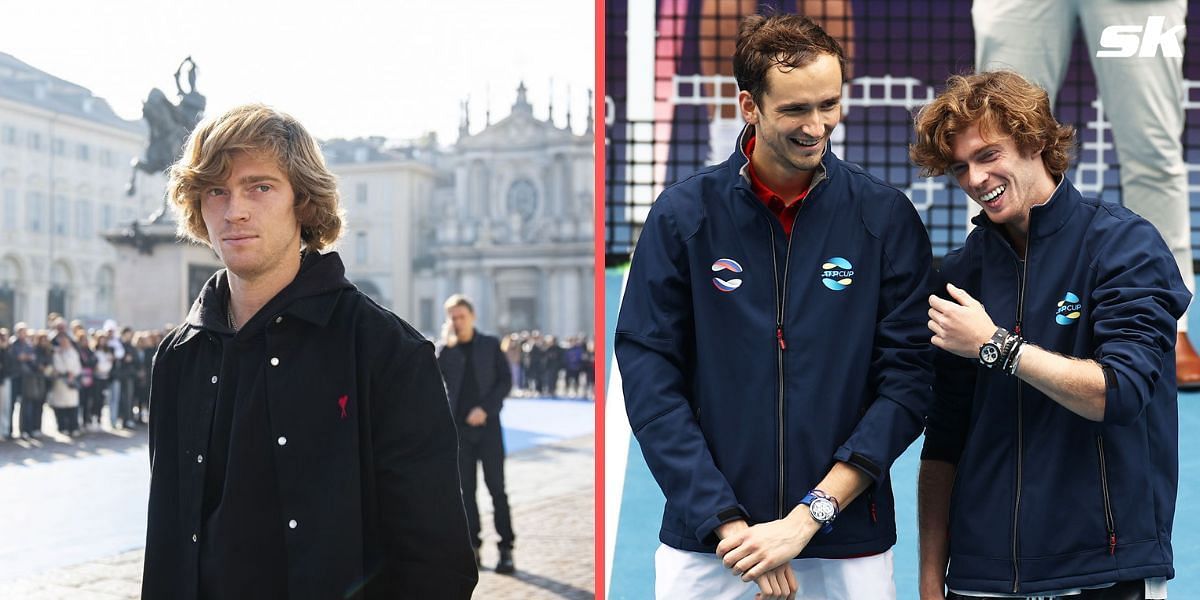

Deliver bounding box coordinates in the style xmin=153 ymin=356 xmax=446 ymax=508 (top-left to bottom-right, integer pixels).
xmin=327 ymin=83 xmax=594 ymax=339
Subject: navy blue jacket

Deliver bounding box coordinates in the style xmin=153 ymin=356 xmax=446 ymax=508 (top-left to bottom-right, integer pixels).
xmin=615 ymin=131 xmax=934 ymax=557
xmin=922 ymin=179 xmax=1190 ymax=594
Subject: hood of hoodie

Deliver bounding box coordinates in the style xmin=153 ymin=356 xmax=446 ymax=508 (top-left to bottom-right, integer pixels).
xmin=184 ymin=251 xmax=357 ymax=336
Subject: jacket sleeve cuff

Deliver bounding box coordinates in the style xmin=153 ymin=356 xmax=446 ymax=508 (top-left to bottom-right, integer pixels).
xmin=695 ymin=505 xmax=750 ymax=545
xmin=1101 ymin=363 xmax=1146 ymax=426
xmin=832 ymin=448 xmax=884 ymax=482
xmin=919 ymin=434 xmax=962 ymax=464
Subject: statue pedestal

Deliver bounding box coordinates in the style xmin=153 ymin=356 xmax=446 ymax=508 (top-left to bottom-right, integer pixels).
xmin=104 ymin=218 xmax=222 ymax=330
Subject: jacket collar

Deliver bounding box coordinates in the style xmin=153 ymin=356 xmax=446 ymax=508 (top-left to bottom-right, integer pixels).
xmin=729 ymin=124 xmax=833 ymax=196
xmin=970 ymin=176 xmax=1078 ymax=241
xmin=177 ymin=251 xmax=355 ymax=346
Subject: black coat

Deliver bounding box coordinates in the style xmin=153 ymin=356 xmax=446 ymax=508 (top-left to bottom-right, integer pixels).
xmin=436 ymin=331 xmax=512 ymax=422
xmin=143 ymin=252 xmax=477 ymax=600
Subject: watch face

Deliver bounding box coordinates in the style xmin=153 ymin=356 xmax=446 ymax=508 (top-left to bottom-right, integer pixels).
xmin=980 ymin=343 xmax=999 ymax=365
xmin=809 ymin=497 xmax=836 ymax=522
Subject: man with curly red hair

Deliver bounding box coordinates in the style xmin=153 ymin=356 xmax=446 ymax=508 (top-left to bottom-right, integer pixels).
xmin=913 ymin=71 xmax=1186 ymax=600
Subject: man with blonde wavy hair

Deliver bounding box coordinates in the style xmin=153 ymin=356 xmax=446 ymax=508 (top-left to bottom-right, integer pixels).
xmin=912 ymin=71 xmax=1186 ymax=599
xmin=142 ymin=104 xmax=477 ymax=600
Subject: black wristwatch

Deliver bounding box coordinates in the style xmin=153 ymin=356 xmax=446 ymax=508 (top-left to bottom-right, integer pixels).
xmin=979 ymin=327 xmax=1008 ymax=368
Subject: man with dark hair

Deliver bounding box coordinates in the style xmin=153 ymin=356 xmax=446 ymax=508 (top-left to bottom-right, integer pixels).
xmin=616 ymin=13 xmax=934 ymax=599
xmin=142 ymin=104 xmax=477 ymax=600
xmin=437 ymin=294 xmax=516 ymax=574
xmin=912 ymin=70 xmax=1186 ymax=599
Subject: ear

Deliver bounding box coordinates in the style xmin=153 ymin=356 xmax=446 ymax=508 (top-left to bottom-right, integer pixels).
xmin=738 ymin=90 xmax=759 ymax=125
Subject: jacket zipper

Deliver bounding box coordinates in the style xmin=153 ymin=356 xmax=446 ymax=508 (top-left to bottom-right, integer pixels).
xmin=767 ymin=198 xmax=805 ymax=520
xmin=1010 ymin=246 xmax=1029 ymax=593
xmin=1096 ymin=435 xmax=1117 ymax=554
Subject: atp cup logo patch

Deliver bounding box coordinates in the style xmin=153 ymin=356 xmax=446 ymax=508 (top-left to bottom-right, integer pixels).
xmin=1056 ymin=292 xmax=1082 ymax=325
xmin=820 ymin=257 xmax=854 ymax=291
xmin=711 ymin=258 xmax=743 ymax=292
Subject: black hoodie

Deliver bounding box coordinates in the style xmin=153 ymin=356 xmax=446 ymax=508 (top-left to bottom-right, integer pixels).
xmin=143 ymin=251 xmax=477 ymax=600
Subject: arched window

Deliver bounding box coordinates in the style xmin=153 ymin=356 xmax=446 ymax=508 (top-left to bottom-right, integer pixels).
xmin=48 ymin=261 xmax=72 ymax=318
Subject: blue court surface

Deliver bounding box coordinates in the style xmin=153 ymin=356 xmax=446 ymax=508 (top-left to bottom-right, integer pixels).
xmin=605 ymin=267 xmax=1200 ymax=599
xmin=501 ymin=397 xmax=595 ymax=454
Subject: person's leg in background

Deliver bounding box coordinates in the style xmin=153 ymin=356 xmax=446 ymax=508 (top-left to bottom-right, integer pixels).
xmin=108 ymin=379 xmax=121 ymax=429
xmin=976 ymin=0 xmax=1200 ymax=387
xmin=1080 ymin=0 xmax=1198 ymax=387
xmin=458 ymin=434 xmax=483 ymax=567
xmin=479 ymin=423 xmax=515 ymax=574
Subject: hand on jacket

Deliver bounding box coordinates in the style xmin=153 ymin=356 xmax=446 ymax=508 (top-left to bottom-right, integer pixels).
xmin=928 ymin=283 xmax=998 ymax=359
xmin=465 ymin=407 xmax=488 ymax=427
xmin=716 ymin=511 xmax=820 ymax=583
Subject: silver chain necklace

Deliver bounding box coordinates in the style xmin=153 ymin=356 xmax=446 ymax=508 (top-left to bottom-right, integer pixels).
xmin=225 ymin=248 xmax=307 ymax=334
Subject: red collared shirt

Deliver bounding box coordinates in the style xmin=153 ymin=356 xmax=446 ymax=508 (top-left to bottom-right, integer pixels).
xmin=745 ymin=136 xmax=809 ymax=237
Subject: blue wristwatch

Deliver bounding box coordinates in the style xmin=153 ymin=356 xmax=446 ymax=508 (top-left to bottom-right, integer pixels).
xmin=800 ymin=490 xmax=839 ymax=533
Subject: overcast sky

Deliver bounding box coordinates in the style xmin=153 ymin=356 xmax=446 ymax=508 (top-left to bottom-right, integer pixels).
xmin=0 ymin=0 xmax=595 ymax=145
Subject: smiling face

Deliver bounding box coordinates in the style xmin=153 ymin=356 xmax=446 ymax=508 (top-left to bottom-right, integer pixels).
xmin=949 ymin=123 xmax=1057 ymax=240
xmin=740 ymin=52 xmax=842 ymax=188
xmin=200 ymin=150 xmax=302 ymax=283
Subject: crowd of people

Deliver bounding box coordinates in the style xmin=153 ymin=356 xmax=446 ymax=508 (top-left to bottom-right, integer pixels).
xmin=501 ymin=332 xmax=595 ymax=399
xmin=0 ymin=317 xmax=595 ymax=443
xmin=0 ymin=315 xmax=166 ymax=440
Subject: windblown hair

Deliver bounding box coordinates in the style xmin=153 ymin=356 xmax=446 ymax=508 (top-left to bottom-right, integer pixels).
xmin=443 ymin=293 xmax=475 ymax=314
xmin=910 ymin=71 xmax=1075 ymax=178
xmin=733 ymin=13 xmax=847 ymax=104
xmin=168 ymin=103 xmax=343 ymax=250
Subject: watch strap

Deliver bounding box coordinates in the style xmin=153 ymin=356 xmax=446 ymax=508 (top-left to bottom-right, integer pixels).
xmin=800 ymin=489 xmax=839 ymax=533
xmin=979 ymin=327 xmax=1008 ymax=367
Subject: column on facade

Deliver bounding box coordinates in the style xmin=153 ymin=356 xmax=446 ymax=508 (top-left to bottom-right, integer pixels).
xmin=433 ymin=268 xmax=457 ymax=330
xmin=578 ymin=264 xmax=594 ymax=338
xmin=460 ymin=269 xmax=486 ymax=332
xmin=545 ymin=266 xmax=568 ymax=337
xmin=559 ymin=266 xmax=582 ymax=336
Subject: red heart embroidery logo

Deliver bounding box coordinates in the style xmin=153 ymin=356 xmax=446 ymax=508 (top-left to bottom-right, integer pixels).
xmin=338 ymin=395 xmax=349 ymax=419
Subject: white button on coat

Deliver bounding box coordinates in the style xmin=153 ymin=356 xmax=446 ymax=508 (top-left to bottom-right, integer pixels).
xmin=211 ymin=376 xmax=218 ymax=384
xmin=197 ymin=455 xmax=204 ymax=464
xmin=275 ymin=316 xmax=283 ymax=324
xmin=288 ymin=519 xmax=297 ymax=529
xmin=192 ymin=534 xmax=198 ymax=542
xmin=270 ymin=357 xmax=280 ymax=366
xmin=277 ymin=437 xmax=287 ymax=446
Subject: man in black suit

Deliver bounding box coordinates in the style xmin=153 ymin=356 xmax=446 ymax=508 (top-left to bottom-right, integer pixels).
xmin=438 ymin=294 xmax=516 ymax=574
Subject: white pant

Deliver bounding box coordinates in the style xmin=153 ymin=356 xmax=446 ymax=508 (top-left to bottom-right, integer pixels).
xmin=973 ymin=0 xmax=1193 ymax=324
xmin=654 ymin=544 xmax=896 ymax=600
